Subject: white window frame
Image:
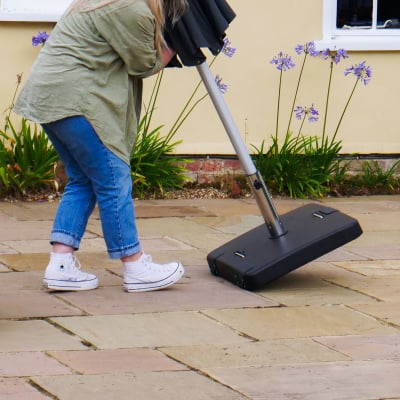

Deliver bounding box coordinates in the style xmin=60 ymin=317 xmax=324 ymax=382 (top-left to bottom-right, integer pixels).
xmin=0 ymin=0 xmax=71 ymax=22
xmin=316 ymin=0 xmax=400 ymax=51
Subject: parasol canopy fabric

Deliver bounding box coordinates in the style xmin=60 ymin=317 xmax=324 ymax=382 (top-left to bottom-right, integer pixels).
xmin=164 ymin=0 xmax=236 ymax=67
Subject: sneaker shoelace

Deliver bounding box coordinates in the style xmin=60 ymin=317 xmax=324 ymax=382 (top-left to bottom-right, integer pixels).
xmin=139 ymin=253 xmax=176 ymax=273
xmin=140 ymin=253 xmax=153 ymax=266
xmin=65 ymin=255 xmax=84 ymax=277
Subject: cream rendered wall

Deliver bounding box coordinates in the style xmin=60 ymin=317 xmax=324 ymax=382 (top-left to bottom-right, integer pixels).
xmin=0 ymin=0 xmax=399 ymax=155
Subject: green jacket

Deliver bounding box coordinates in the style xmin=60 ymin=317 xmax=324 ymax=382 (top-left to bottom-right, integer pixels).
xmin=14 ymin=0 xmax=163 ymax=164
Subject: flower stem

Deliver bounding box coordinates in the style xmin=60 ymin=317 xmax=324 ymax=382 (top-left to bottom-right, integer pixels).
xmin=322 ymin=61 xmax=333 ymax=144
xmin=167 ymin=56 xmax=218 ymax=141
xmin=275 ymin=69 xmax=283 ymax=146
xmin=143 ymin=70 xmax=164 ymax=136
xmin=331 ymin=79 xmax=359 ymax=144
xmin=166 ymin=93 xmax=208 ymax=142
xmin=4 ymin=74 xmax=23 ymax=132
xmin=286 ymin=53 xmax=307 ymax=135
xmin=296 ymin=115 xmax=306 ymax=143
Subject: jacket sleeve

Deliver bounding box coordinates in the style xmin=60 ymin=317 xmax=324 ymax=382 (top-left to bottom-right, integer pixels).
xmin=93 ymin=2 xmax=163 ymax=78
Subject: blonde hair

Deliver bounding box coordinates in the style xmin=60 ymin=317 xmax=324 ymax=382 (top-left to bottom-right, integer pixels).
xmin=66 ymin=0 xmax=187 ymax=56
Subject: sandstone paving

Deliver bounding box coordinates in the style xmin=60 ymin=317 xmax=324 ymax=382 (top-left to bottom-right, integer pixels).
xmin=203 ymin=305 xmax=399 ymax=340
xmin=0 ymin=269 xmax=121 ymax=291
xmin=0 ymin=243 xmax=19 ymax=255
xmin=352 ymin=302 xmax=400 ymax=328
xmin=206 ymin=360 xmax=400 ymax=400
xmin=349 ymin=242 xmax=400 ymax=261
xmin=0 ymin=320 xmax=87 ymax=352
xmin=255 ymin=261 xmax=365 ymax=290
xmin=0 ymin=221 xmax=53 ymax=242
xmin=0 ymin=254 xmax=49 ymax=272
xmin=258 ymin=278 xmax=379 ymax=307
xmin=32 ymin=371 xmax=247 ymax=400
xmin=332 ymin=259 xmax=400 ymax=276
xmin=327 ymin=274 xmax=400 ymax=302
xmin=344 ymin=210 xmax=400 ymax=232
xmin=135 ymin=217 xmax=237 ymax=250
xmin=0 ymin=270 xmax=44 ymax=290
xmin=53 ymin=266 xmax=277 ymax=315
xmin=0 ymin=263 xmax=9 ymax=272
xmin=0 ymin=196 xmax=399 ymax=399
xmin=245 ymin=262 xmax=382 ymax=307
xmin=0 ymin=252 xmax=120 ymax=272
xmin=160 ymin=338 xmax=350 ymax=370
xmin=315 ymin=335 xmax=400 ymax=360
xmin=0 ymin=200 xmax=59 ymax=220
xmin=0 ymin=290 xmax=84 ymax=319
xmin=314 ymin=247 xmax=368 ymax=262
xmin=0 ymin=378 xmax=50 ymax=400
xmin=189 ymin=214 xmax=264 ymax=235
xmin=50 ymin=311 xmax=250 ymax=349
xmin=47 ymin=348 xmax=187 ymax=374
xmin=0 ymin=351 xmax=72 ymax=377
xmin=323 ymin=195 xmax=400 ymax=213
xmin=341 ymin=231 xmax=400 ymax=260
xmin=140 ymin=198 xmax=263 ymax=217
xmin=1 ymin=236 xmax=103 ymax=254
xmin=134 ymin=202 xmax=216 ymax=218
xmin=128 ymin=247 xmax=207 ymax=266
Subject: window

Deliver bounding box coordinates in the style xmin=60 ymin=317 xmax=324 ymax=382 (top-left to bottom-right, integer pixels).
xmin=0 ymin=0 xmax=71 ymax=21
xmin=317 ymin=0 xmax=400 ymax=50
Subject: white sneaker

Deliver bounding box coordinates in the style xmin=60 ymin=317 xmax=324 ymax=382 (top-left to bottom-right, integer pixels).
xmin=43 ymin=253 xmax=99 ymax=291
xmin=124 ymin=253 xmax=184 ymax=292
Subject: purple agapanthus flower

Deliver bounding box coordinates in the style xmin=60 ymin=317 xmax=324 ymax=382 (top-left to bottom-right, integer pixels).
xmin=344 ymin=61 xmax=372 ymax=85
xmin=221 ymin=38 xmax=236 ymax=58
xmin=32 ymin=31 xmax=49 ymax=47
xmin=270 ymin=52 xmax=295 ymax=71
xmin=295 ymin=41 xmax=320 ymax=57
xmin=321 ymin=48 xmax=349 ymax=64
xmin=215 ymin=75 xmax=228 ymax=94
xmin=294 ymin=104 xmax=319 ymax=122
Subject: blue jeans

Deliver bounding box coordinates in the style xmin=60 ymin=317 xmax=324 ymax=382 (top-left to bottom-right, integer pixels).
xmin=42 ymin=116 xmax=141 ymax=259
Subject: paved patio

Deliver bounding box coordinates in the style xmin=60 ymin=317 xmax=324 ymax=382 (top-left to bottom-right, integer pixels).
xmin=0 ymin=195 xmax=399 ymax=400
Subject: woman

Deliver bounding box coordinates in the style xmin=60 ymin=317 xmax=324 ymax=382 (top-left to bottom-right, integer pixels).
xmin=14 ymin=0 xmax=188 ymax=292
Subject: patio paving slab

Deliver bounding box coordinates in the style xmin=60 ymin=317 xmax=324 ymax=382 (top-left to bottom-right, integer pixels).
xmin=48 ymin=348 xmax=187 ymax=374
xmin=53 ymin=266 xmax=276 ymax=315
xmin=0 ymin=352 xmax=72 ymax=377
xmin=134 ymin=203 xmax=216 ymax=218
xmin=315 ymin=335 xmax=400 ymax=360
xmin=0 ymin=320 xmax=87 ymax=352
xmin=203 ymin=305 xmax=399 ymax=340
xmin=0 ymin=220 xmax=53 ymax=241
xmin=135 ymin=217 xmax=237 ymax=250
xmin=0 ymin=290 xmax=83 ymax=319
xmin=332 ymin=259 xmax=400 ymax=276
xmin=0 ymin=378 xmax=49 ymax=400
xmin=0 ymin=253 xmax=120 ymax=272
xmin=50 ymin=311 xmax=250 ymax=349
xmin=32 ymin=371 xmax=247 ymax=400
xmin=258 ymin=279 xmax=379 ymax=307
xmin=161 ymin=338 xmax=349 ymax=369
xmin=0 ymin=196 xmax=399 ymax=399
xmin=352 ymin=302 xmax=400 ymax=327
xmin=327 ymin=274 xmax=400 ymax=302
xmin=206 ymin=360 xmax=400 ymax=400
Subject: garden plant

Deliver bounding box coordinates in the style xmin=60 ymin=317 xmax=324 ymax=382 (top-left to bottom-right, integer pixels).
xmin=1 ymin=33 xmax=398 ymax=200
xmin=252 ymin=42 xmax=377 ymax=198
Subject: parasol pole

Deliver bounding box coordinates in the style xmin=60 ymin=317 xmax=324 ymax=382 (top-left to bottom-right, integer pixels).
xmin=196 ymin=61 xmax=287 ymax=238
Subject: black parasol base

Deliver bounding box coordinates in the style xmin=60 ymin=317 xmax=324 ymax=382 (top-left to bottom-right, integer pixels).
xmin=207 ymin=203 xmax=362 ymax=291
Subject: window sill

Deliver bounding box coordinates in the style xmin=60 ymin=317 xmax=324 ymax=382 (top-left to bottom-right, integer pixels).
xmin=0 ymin=13 xmax=60 ymax=21
xmin=316 ymin=36 xmax=400 ymax=51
